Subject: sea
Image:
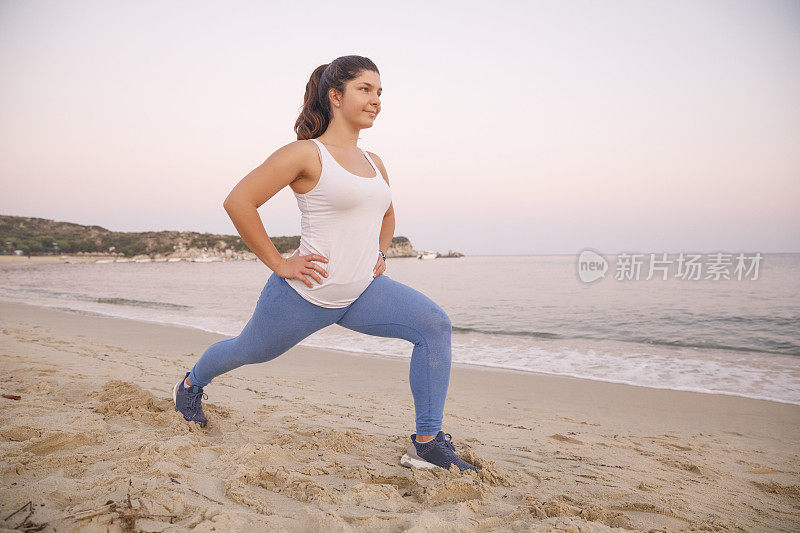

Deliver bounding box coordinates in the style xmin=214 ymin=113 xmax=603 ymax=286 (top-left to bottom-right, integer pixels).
xmin=1 ymin=253 xmax=798 ymax=405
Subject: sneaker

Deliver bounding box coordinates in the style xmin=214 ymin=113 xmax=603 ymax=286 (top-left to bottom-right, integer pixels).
xmin=172 ymin=372 xmax=208 ymax=427
xmin=400 ymin=431 xmax=478 ymax=472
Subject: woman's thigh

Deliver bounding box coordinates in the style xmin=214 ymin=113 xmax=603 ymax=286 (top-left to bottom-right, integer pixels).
xmin=335 ymin=275 xmax=452 ymax=344
xmin=190 ymin=272 xmax=346 ymax=386
xmin=233 ymin=272 xmax=346 ymax=362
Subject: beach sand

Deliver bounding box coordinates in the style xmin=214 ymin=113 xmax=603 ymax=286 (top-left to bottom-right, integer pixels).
xmin=1 ymin=300 xmax=798 ymax=532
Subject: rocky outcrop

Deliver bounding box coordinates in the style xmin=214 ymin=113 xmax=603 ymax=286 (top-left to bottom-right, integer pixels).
xmin=387 ymin=236 xmax=416 ymax=258
xmin=436 ymin=250 xmax=464 ymax=258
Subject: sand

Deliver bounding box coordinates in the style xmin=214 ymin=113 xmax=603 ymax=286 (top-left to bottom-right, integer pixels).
xmin=1 ymin=300 xmax=798 ymax=532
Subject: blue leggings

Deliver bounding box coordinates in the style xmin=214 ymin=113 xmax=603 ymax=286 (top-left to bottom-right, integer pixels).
xmin=188 ymin=271 xmax=453 ymax=435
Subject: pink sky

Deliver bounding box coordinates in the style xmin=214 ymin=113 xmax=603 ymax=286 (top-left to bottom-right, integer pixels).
xmin=1 ymin=0 xmax=798 ymax=254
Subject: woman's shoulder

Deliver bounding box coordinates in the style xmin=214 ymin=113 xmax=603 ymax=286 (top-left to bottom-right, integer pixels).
xmin=280 ymin=138 xmax=320 ymax=153
xmin=264 ymin=140 xmax=322 ymax=193
xmin=271 ymin=139 xmax=323 ymax=169
xmin=270 ymin=138 xmax=319 ymax=158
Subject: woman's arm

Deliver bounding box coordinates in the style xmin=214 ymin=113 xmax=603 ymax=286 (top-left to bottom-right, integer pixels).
xmin=379 ymin=207 xmax=395 ymax=255
xmin=223 ymin=141 xmax=315 ymax=272
xmin=368 ymin=151 xmax=395 ymax=255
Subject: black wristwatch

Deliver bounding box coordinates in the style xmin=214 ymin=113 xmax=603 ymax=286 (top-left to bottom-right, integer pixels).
xmin=378 ymin=250 xmax=387 ymax=261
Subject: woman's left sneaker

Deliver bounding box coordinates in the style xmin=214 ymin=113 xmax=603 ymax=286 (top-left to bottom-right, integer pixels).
xmin=400 ymin=431 xmax=478 ymax=472
xmin=173 ymin=372 xmax=208 ymax=427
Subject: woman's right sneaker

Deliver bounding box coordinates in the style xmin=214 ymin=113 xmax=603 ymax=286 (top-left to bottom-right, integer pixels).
xmin=400 ymin=431 xmax=478 ymax=472
xmin=173 ymin=372 xmax=208 ymax=427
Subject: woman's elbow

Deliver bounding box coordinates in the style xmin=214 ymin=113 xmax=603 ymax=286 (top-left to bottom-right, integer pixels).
xmin=223 ymin=194 xmax=243 ymax=211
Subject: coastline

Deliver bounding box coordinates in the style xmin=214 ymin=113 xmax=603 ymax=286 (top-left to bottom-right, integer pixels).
xmin=0 ymin=255 xmax=249 ymax=264
xmin=3 ymin=296 xmax=797 ymax=408
xmin=1 ymin=299 xmax=799 ymax=531
xmin=0 ymin=255 xmax=87 ymax=263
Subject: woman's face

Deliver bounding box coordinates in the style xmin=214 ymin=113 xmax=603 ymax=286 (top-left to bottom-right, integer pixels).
xmin=333 ymin=70 xmax=382 ymax=128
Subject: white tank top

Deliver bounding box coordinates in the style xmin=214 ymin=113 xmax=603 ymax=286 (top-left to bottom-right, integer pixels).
xmin=284 ymin=138 xmax=392 ymax=308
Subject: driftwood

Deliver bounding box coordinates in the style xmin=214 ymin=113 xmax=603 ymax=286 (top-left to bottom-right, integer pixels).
xmin=3 ymin=478 xmax=184 ymax=532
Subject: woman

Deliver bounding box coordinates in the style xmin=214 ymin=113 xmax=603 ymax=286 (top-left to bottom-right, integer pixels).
xmin=172 ymin=55 xmax=476 ymax=473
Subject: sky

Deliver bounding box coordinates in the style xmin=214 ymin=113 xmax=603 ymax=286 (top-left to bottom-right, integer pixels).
xmin=1 ymin=0 xmax=798 ymax=255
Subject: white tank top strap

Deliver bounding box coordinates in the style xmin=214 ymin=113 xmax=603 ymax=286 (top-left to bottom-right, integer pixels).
xmin=360 ymin=148 xmax=379 ymax=174
xmin=311 ymin=138 xmax=338 ymax=160
xmin=308 ymin=138 xmax=326 ymax=165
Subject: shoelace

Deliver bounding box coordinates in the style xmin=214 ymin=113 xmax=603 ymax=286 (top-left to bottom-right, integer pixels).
xmin=187 ymin=388 xmax=208 ymax=415
xmin=419 ymin=433 xmax=457 ymax=452
xmin=438 ymin=433 xmax=476 ymax=471
xmin=441 ymin=433 xmax=456 ymax=452
xmin=421 ymin=433 xmax=476 ymax=471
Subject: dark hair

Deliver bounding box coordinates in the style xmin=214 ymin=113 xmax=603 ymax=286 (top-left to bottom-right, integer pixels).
xmin=294 ymin=55 xmax=379 ymax=140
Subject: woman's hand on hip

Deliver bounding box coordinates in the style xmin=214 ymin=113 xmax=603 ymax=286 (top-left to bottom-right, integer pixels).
xmin=276 ymin=253 xmax=328 ymax=288
xmin=373 ymin=253 xmax=386 ymax=278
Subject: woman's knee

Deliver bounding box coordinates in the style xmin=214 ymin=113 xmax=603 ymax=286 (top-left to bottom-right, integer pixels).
xmin=421 ymin=304 xmax=452 ymax=337
xmin=436 ymin=310 xmax=452 ymax=334
xmin=425 ymin=304 xmax=453 ymax=333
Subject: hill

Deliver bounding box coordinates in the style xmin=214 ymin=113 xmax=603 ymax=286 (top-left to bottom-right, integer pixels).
xmin=0 ymin=215 xmax=418 ymax=260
